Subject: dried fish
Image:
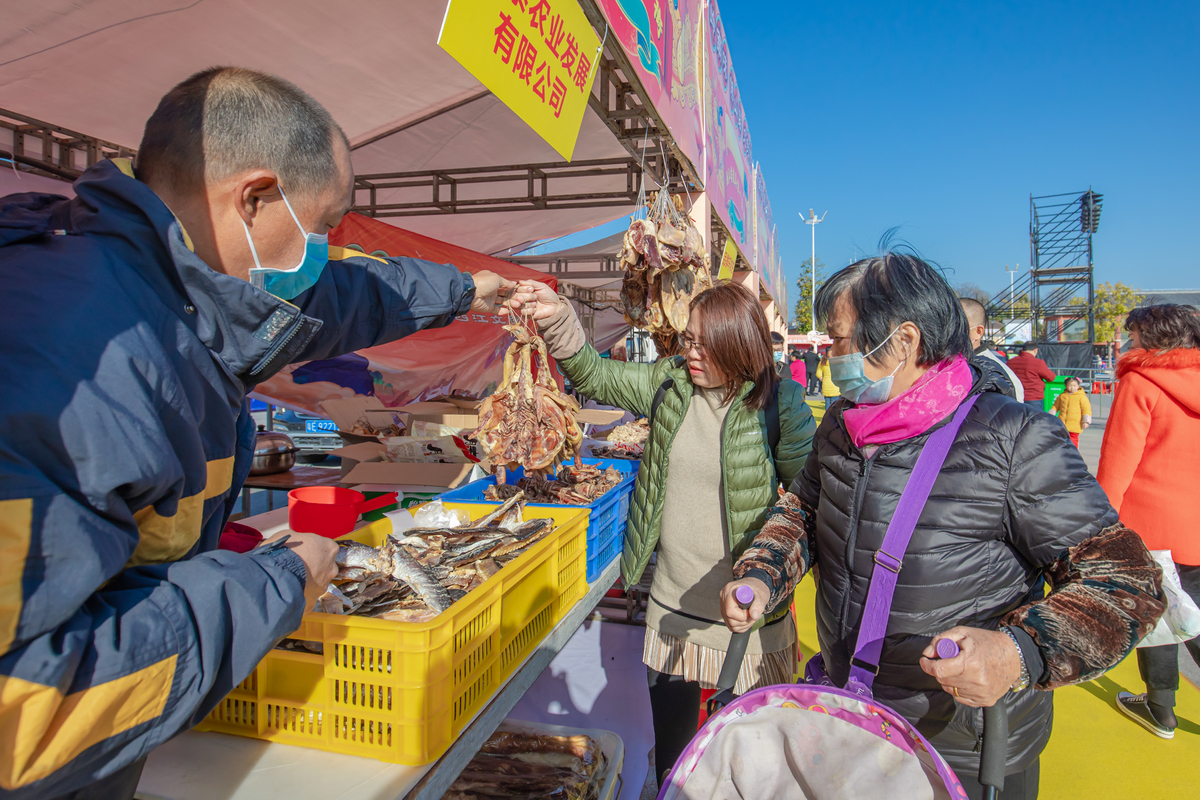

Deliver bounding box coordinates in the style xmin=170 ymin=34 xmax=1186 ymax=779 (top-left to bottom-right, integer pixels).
xmin=318 ymin=497 xmax=557 ymax=623
xmin=381 ymin=539 xmax=452 ymax=613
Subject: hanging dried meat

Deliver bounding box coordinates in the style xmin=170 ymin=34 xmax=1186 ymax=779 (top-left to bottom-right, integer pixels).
xmin=472 ymin=323 xmax=583 ymax=477
xmin=619 ymin=191 xmax=713 ymax=356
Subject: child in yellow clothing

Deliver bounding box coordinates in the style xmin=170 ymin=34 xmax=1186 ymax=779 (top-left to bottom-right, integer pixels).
xmin=1052 ymin=376 xmax=1092 ymax=447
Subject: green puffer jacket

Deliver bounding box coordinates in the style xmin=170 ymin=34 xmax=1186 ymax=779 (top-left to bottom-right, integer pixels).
xmin=560 ymin=345 xmax=817 ymax=587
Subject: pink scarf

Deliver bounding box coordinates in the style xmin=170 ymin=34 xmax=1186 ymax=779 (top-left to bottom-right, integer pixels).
xmin=842 ymin=355 xmax=974 ymax=449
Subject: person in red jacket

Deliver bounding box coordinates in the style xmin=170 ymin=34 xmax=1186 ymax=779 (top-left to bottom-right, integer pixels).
xmin=1098 ymin=304 xmax=1200 ymax=739
xmin=1008 ymin=343 xmax=1057 ymax=410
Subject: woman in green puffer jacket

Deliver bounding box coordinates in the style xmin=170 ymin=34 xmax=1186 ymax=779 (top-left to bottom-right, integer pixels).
xmin=507 ymin=279 xmax=816 ymax=786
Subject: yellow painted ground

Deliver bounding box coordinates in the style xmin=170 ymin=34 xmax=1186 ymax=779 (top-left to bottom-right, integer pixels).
xmin=791 ymin=579 xmax=1200 ymax=797
xmin=806 ymin=398 xmax=826 ymax=426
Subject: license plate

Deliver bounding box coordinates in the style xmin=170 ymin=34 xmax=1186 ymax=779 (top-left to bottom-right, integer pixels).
xmin=305 ymin=419 xmax=338 ymax=432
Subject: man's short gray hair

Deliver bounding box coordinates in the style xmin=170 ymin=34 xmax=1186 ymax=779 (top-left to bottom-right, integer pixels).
xmin=137 ymin=67 xmax=348 ymax=197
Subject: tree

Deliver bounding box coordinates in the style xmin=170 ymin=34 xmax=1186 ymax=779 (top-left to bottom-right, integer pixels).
xmin=793 ymin=257 xmax=827 ymax=332
xmin=954 ymin=282 xmax=991 ymax=304
xmin=1094 ymin=282 xmax=1143 ymax=342
xmin=1066 ymin=282 xmax=1142 ymax=342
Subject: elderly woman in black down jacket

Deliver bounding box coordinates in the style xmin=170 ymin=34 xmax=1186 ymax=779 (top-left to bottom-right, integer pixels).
xmin=720 ymin=253 xmax=1164 ymax=800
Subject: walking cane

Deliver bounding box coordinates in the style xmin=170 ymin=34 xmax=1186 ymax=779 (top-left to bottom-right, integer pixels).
xmin=939 ymin=639 xmax=1008 ymax=799
xmin=707 ymin=586 xmax=756 ymax=716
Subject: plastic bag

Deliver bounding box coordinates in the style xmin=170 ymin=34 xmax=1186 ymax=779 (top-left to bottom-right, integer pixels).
xmin=410 ymin=500 xmax=468 ymax=529
xmin=385 ymin=507 xmax=416 ymax=536
xmin=1137 ymin=550 xmax=1200 ymax=648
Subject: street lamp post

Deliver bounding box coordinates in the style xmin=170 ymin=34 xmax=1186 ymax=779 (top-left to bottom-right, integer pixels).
xmin=1005 ymin=263 xmax=1019 ymax=342
xmin=801 ymin=209 xmax=827 ymax=335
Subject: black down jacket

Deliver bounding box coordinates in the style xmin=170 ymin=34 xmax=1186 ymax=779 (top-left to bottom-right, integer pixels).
xmin=791 ymin=362 xmax=1118 ymax=774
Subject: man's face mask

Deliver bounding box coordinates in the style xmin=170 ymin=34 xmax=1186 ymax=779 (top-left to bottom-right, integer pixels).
xmin=243 ymin=185 xmax=329 ymax=300
xmin=773 ymin=350 xmax=786 ymax=363
xmin=828 ymin=326 xmax=906 ymax=405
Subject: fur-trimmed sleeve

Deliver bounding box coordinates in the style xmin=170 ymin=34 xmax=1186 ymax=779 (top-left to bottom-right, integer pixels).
xmin=733 ymin=492 xmax=817 ymax=612
xmin=1002 ymin=523 xmax=1165 ymax=689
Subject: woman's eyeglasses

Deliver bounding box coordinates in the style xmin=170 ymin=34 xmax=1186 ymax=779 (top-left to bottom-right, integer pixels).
xmin=677 ymin=332 xmax=707 ymax=355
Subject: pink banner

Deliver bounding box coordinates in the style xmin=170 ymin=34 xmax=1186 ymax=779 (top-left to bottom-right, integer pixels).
xmin=705 ymin=0 xmax=753 ymax=260
xmin=594 ymin=0 xmax=705 ymax=174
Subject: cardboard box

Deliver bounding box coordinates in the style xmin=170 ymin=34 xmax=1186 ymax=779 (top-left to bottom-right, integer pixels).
xmin=321 ymin=397 xmax=407 ymax=444
xmin=329 ymin=441 xmax=388 ymax=479
xmin=576 ymin=408 xmax=627 ymax=426
xmin=397 ymin=400 xmax=479 ymax=430
xmin=343 ymin=461 xmax=475 ymax=490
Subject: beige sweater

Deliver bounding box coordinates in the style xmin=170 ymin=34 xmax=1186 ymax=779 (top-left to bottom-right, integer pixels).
xmin=538 ymin=299 xmax=794 ymax=658
xmin=644 ymin=384 xmax=793 ymax=655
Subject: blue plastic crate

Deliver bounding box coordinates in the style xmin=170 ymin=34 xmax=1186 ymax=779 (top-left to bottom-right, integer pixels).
xmin=436 ymin=458 xmax=640 ymax=582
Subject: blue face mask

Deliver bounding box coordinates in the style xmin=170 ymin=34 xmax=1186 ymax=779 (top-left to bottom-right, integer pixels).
xmin=773 ymin=350 xmax=785 ymax=363
xmin=828 ymin=327 xmax=906 ymax=405
xmin=244 ymin=186 xmax=329 ymax=300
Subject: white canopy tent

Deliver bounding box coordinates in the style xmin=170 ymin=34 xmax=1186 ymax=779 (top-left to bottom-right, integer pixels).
xmin=0 ymin=0 xmax=682 ymax=256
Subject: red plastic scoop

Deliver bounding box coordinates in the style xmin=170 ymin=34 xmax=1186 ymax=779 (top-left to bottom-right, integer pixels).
xmin=287 ymin=487 xmax=398 ymax=537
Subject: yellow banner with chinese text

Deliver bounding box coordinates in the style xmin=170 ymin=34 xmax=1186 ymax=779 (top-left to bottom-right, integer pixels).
xmin=717 ymin=237 xmax=738 ymax=280
xmin=439 ymin=0 xmax=600 ymax=160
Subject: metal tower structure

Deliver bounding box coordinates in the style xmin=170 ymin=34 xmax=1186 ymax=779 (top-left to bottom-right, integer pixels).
xmin=984 ymin=189 xmax=1102 ymax=343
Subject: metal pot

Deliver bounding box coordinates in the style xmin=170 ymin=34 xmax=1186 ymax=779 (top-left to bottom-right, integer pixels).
xmin=250 ymin=431 xmax=300 ymax=476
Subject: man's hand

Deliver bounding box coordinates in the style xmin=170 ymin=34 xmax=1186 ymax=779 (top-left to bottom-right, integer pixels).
xmin=920 ymin=626 xmax=1024 ymax=707
xmin=261 ymin=531 xmax=339 ymax=611
xmin=719 ymin=577 xmax=769 ymax=633
xmin=505 ymin=280 xmax=562 ymax=321
xmin=470 ymin=270 xmax=515 ymax=314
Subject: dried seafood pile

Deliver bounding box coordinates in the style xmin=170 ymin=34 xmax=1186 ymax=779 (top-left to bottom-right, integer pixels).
xmin=588 ymin=418 xmax=649 ymax=460
xmin=310 ymin=493 xmax=552 ymax=625
xmin=619 ymin=191 xmax=713 ymax=355
xmin=473 ymin=323 xmax=583 ymax=477
xmin=607 ymin=418 xmax=650 ymax=447
xmin=484 ymin=463 xmax=624 ymax=505
xmin=443 ymin=728 xmax=608 ymax=800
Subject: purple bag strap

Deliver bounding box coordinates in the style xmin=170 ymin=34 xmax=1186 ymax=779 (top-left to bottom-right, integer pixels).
xmin=847 ymin=394 xmax=980 ymax=691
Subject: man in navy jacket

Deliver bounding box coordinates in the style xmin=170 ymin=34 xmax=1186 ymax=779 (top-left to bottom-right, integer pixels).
xmin=0 ymin=67 xmax=508 ymax=798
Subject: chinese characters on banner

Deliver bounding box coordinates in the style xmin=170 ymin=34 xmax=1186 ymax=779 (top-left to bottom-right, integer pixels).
xmin=717 ymin=237 xmax=738 ymax=281
xmin=439 ymin=0 xmax=601 ymax=160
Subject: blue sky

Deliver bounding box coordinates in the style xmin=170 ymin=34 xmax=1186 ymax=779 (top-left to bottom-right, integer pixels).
xmin=725 ymin=0 xmax=1199 ymax=311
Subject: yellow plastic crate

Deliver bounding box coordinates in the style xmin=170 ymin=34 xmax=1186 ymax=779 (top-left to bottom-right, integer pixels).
xmin=198 ymin=502 xmax=589 ymax=765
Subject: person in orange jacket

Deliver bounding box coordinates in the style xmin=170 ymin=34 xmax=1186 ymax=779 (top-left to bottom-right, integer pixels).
xmin=1051 ymin=376 xmax=1092 ymax=446
xmin=1098 ymin=304 xmax=1200 ymax=739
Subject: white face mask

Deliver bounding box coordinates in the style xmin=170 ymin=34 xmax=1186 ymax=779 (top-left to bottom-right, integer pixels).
xmin=244 ymin=186 xmax=329 ymax=300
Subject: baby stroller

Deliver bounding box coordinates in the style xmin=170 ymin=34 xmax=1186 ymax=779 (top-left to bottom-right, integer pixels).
xmin=654 ymin=629 xmax=1007 ymax=800
xmin=658 ymin=396 xmax=1008 ymax=800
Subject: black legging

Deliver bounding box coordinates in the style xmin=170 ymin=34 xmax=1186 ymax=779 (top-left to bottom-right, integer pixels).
xmin=1137 ymin=562 xmax=1200 ymax=709
xmin=647 ymin=667 xmax=702 ymax=787
xmin=958 ymin=758 xmax=1040 ymax=800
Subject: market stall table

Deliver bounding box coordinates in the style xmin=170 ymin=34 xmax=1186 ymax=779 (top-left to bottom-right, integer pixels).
xmin=239 ymin=465 xmax=348 ymax=515
xmin=135 ymin=504 xmax=620 ymax=800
